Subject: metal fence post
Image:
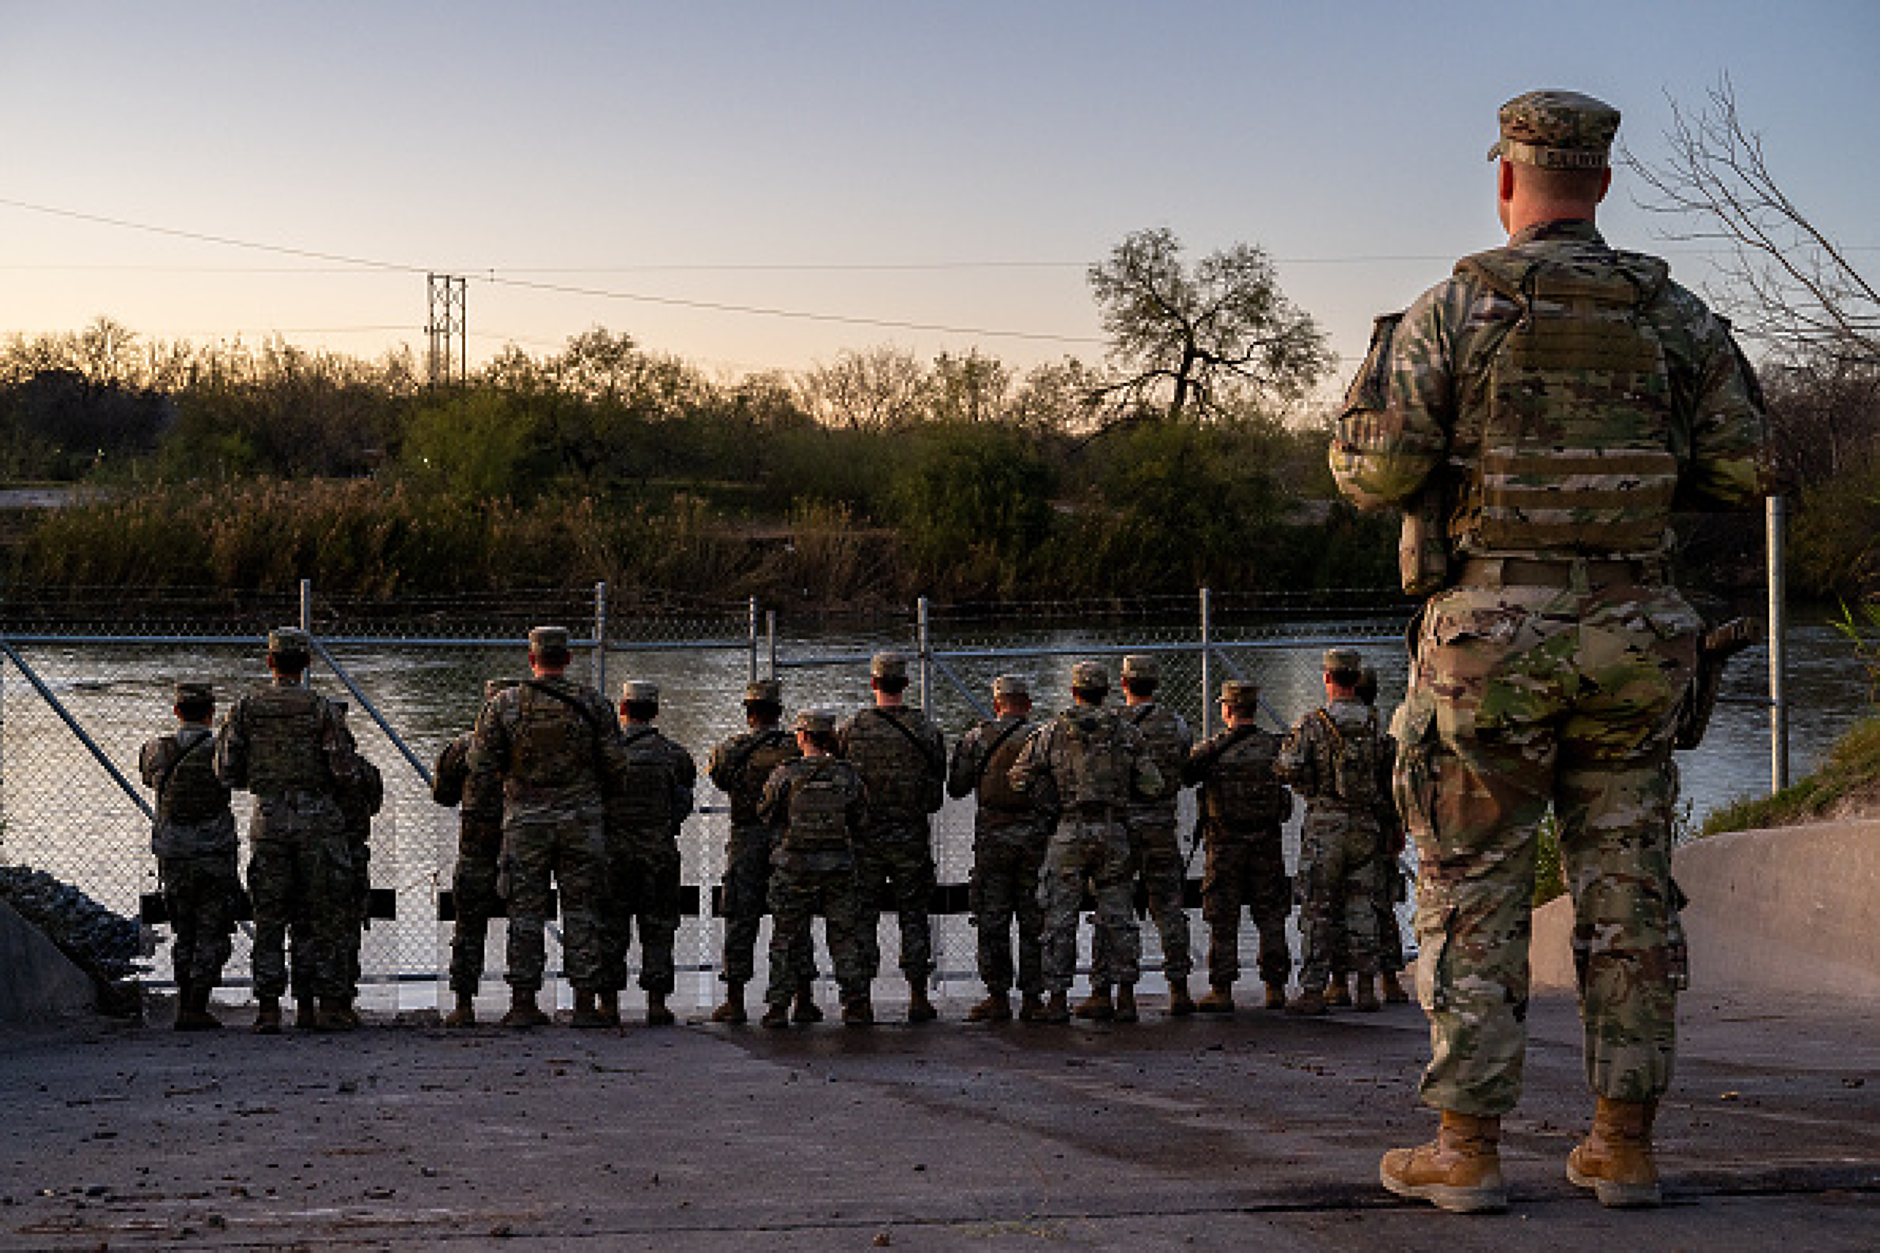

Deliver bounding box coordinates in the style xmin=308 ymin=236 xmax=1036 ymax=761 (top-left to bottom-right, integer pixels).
xmin=593 ymin=581 xmax=609 ymax=696
xmin=747 ymin=597 xmax=759 ymax=683
xmin=299 ymin=578 xmax=314 ymax=687
xmin=917 ymin=595 xmax=932 ymax=711
xmin=766 ymin=610 xmax=778 ymax=680
xmin=1199 ymin=587 xmax=1213 ymax=739
xmin=1768 ymin=496 xmax=1789 ymax=793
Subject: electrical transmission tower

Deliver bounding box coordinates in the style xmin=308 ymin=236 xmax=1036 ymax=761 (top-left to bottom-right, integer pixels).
xmin=426 ymin=273 xmax=467 ymax=386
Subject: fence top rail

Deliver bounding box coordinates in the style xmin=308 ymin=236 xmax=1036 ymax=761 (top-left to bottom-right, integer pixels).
xmin=0 ymin=633 xmax=753 ymax=651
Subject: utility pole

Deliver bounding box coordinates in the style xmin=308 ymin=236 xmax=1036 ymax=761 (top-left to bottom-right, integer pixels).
xmin=426 ymin=273 xmax=467 ymax=386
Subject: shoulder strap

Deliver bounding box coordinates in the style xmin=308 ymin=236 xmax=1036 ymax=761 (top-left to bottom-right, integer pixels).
xmin=620 ymin=725 xmax=658 ymax=749
xmin=156 ymin=734 xmax=214 ymax=801
xmin=866 ymin=707 xmax=944 ymax=776
xmin=972 ymin=717 xmax=1031 ymax=789
xmin=1312 ymin=707 xmax=1344 ymax=753
xmin=524 ymin=679 xmax=603 ymax=735
xmin=726 ymin=728 xmax=789 ymax=783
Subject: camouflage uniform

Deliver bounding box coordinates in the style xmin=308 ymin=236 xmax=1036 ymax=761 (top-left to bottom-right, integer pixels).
xmin=758 ymin=715 xmax=871 ymax=1012
xmin=1331 ymin=99 xmax=1766 ymax=1115
xmin=837 ymin=654 xmax=946 ymax=986
xmin=1183 ymin=687 xmax=1294 ymax=994
xmin=1009 ymin=664 xmax=1165 ymax=997
xmin=600 ymin=685 xmax=697 ymax=999
xmin=434 ymin=679 xmax=515 ymax=999
xmin=140 ymin=701 xmax=240 ymax=995
xmin=946 ymin=686 xmax=1046 ymax=1000
xmin=1278 ymin=674 xmax=1388 ymax=993
xmin=216 ymin=638 xmax=363 ymax=1005
xmin=466 ymin=641 xmax=625 ymax=997
xmin=327 ymin=705 xmax=382 ymax=1008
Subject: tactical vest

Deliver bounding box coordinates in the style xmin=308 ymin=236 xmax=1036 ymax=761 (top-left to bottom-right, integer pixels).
xmin=1126 ymin=704 xmax=1186 ymax=805
xmin=1057 ymin=710 xmax=1128 ymax=811
xmin=432 ymin=735 xmax=470 ymax=807
xmin=1204 ymin=728 xmax=1288 ymax=829
xmin=157 ymin=732 xmax=230 ymax=825
xmin=507 ymin=683 xmax=596 ymax=791
xmin=973 ymin=716 xmax=1033 ymax=813
xmin=1313 ymin=707 xmax=1384 ymax=808
xmin=1451 ymin=245 xmax=1679 ymax=560
xmin=243 ymin=684 xmax=330 ymax=795
xmin=338 ymin=756 xmax=383 ymax=830
xmin=782 ymin=759 xmax=853 ymax=853
xmin=844 ymin=708 xmax=942 ymax=821
xmin=613 ymin=727 xmax=681 ymax=826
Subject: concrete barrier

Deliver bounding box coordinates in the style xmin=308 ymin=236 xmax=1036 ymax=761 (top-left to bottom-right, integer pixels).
xmin=0 ymin=896 xmax=97 ymax=1024
xmin=1531 ymin=819 xmax=1880 ymax=1001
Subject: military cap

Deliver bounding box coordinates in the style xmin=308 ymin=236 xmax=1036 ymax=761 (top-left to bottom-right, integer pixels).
xmin=744 ymin=678 xmax=783 ymax=704
xmin=793 ymin=707 xmax=837 ymax=735
xmin=1219 ymin=680 xmax=1259 ymax=708
xmin=870 ymin=651 xmax=909 ymax=680
xmin=484 ymin=678 xmax=516 ymax=701
xmin=528 ymin=625 xmax=571 ymax=652
xmin=1487 ymin=89 xmax=1619 ymax=170
xmin=1069 ymin=660 xmax=1109 ymax=691
xmin=267 ymin=627 xmax=311 ymax=654
xmin=1323 ymin=647 xmax=1363 ymax=673
xmin=1119 ymin=654 xmax=1160 ymax=681
xmin=173 ymin=681 xmax=213 ymax=705
xmin=991 ymin=673 xmax=1029 ymax=700
xmin=620 ymin=679 xmax=659 ymax=704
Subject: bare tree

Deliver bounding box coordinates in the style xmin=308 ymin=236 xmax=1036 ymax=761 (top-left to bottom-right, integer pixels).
xmin=796 ymin=345 xmax=930 ymax=432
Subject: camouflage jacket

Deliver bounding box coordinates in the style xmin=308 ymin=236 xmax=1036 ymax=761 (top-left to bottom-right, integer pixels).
xmin=1120 ymin=701 xmax=1192 ymax=825
xmin=946 ymin=712 xmax=1041 ymax=832
xmin=215 ymin=679 xmax=360 ymax=800
xmin=1183 ymin=723 xmax=1292 ymax=839
xmin=707 ymin=725 xmax=801 ymax=831
xmin=140 ymin=723 xmax=237 ymax=857
xmin=758 ymin=753 xmax=868 ymax=855
xmin=1009 ymin=705 xmax=1164 ymax=823
xmin=606 ymin=723 xmax=697 ymax=845
xmin=1277 ymin=699 xmax=1388 ymax=823
xmin=434 ymin=730 xmax=506 ymax=822
xmin=837 ymin=704 xmax=945 ymax=832
xmin=465 ymin=675 xmax=626 ymax=823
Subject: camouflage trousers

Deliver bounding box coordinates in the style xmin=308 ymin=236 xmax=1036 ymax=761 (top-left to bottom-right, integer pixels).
xmin=503 ymin=811 xmax=607 ymax=994
xmin=335 ymin=836 xmax=370 ymax=1001
xmin=853 ymin=824 xmax=937 ymax=983
xmin=1336 ymin=853 xmax=1408 ymax=979
xmin=1201 ymin=830 xmax=1292 ymax=989
xmin=448 ymin=817 xmax=504 ymax=996
xmin=1090 ymin=817 xmax=1191 ymax=986
xmin=1039 ymin=819 xmax=1138 ymax=994
xmin=248 ymin=820 xmax=355 ymax=1001
xmin=765 ymin=849 xmax=869 ymax=1007
xmin=600 ymin=832 xmax=681 ymax=996
xmin=159 ymin=850 xmax=241 ymax=990
xmin=1396 ymin=578 xmax=1697 ymax=1116
xmin=1294 ymin=808 xmax=1381 ymax=989
xmin=719 ymin=826 xmax=815 ymax=989
xmin=968 ymin=822 xmax=1047 ymax=995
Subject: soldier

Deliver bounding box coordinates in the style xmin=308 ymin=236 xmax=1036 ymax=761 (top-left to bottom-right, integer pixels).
xmin=758 ymin=708 xmax=873 ymax=1027
xmin=1008 ymin=660 xmax=1164 ymax=1025
xmin=599 ymin=680 xmax=697 ymax=1028
xmin=837 ymin=651 xmax=946 ymax=1024
xmin=433 ymin=679 xmax=515 ymax=1027
xmin=705 ymin=678 xmax=817 ymax=1025
xmin=1332 ymin=90 xmax=1767 ymax=1211
xmin=1347 ymin=666 xmax=1411 ymax=1007
xmin=216 ymin=628 xmax=364 ymax=1034
xmin=1083 ymin=654 xmax=1195 ymax=1019
xmin=465 ymin=625 xmax=626 ymax=1029
xmin=946 ymin=674 xmax=1047 ymax=1024
xmin=139 ymin=681 xmax=241 ymax=1031
xmin=315 ymin=702 xmax=383 ymax=1031
xmin=1277 ymin=648 xmax=1388 ymax=1017
xmin=1182 ymin=680 xmax=1294 ymax=1014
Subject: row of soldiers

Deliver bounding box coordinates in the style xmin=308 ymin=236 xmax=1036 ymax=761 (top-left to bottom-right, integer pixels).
xmin=142 ymin=625 xmax=1408 ymax=1032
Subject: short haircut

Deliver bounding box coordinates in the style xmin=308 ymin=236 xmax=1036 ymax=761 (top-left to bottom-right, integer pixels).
xmin=1071 ymin=685 xmax=1106 ymax=704
xmin=873 ymin=675 xmax=909 ymax=696
xmin=1121 ymin=677 xmax=1158 ymax=698
xmin=744 ymin=698 xmax=783 ymax=720
xmin=268 ymin=649 xmax=310 ymax=675
xmin=534 ymin=645 xmax=572 ymax=668
xmin=1327 ymin=666 xmax=1363 ymax=689
xmin=176 ymin=696 xmax=215 ymax=721
xmin=1517 ymin=161 xmax=1608 ymax=203
xmin=801 ymin=728 xmax=839 ymax=753
xmin=622 ymin=700 xmax=658 ymax=722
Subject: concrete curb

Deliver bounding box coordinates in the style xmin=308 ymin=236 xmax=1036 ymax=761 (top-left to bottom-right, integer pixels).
xmin=0 ymin=896 xmax=96 ymax=1025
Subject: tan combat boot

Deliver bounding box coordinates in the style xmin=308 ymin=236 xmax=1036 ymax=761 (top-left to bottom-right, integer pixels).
xmin=966 ymin=990 xmax=1012 ymax=1023
xmin=711 ymin=983 xmax=748 ymax=1025
xmin=1113 ymin=983 xmax=1138 ymax=1023
xmin=841 ymin=995 xmax=875 ymax=1027
xmin=907 ymin=982 xmax=938 ymax=1024
xmin=1073 ymin=985 xmax=1114 ymax=1021
xmin=599 ymin=989 xmax=626 ymax=1027
xmin=1380 ymin=1110 xmax=1508 ymax=1214
xmin=313 ymin=997 xmax=356 ymax=1031
xmin=1325 ymin=975 xmax=1352 ymax=1009
xmin=1041 ymin=991 xmax=1071 ymax=1024
xmin=252 ymin=996 xmax=282 ymax=1035
xmin=1566 ymin=1097 xmax=1662 ymax=1208
xmin=1286 ymin=986 xmax=1328 ymax=1016
xmin=760 ymin=1000 xmax=791 ymax=1028
xmin=1166 ymin=978 xmax=1196 ymax=1017
xmin=1196 ymin=982 xmax=1236 ymax=1014
xmin=1017 ymin=992 xmax=1046 ymax=1023
xmin=645 ymin=992 xmax=676 ymax=1028
xmin=443 ymin=992 xmax=477 ymax=1028
xmin=334 ymin=998 xmax=362 ymax=1029
xmin=500 ymin=989 xmax=550 ymax=1029
xmin=174 ymin=982 xmax=222 ymax=1032
xmin=792 ymin=981 xmax=824 ymax=1024
xmin=296 ymin=996 xmax=319 ymax=1030
xmin=1381 ymin=970 xmax=1411 ymax=1004
xmin=1264 ymin=982 xmax=1289 ymax=1010
xmin=1353 ymin=974 xmax=1381 ymax=1013
xmin=570 ymin=989 xmax=611 ymax=1028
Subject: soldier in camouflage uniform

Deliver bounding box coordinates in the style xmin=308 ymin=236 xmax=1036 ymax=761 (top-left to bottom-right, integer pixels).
xmin=1347 ymin=666 xmax=1411 ymax=1006
xmin=837 ymin=651 xmax=946 ymax=1023
xmin=433 ymin=679 xmax=516 ymax=1028
xmin=1008 ymin=660 xmax=1164 ymax=1025
xmin=465 ymin=626 xmax=628 ymax=1029
xmin=1182 ymin=680 xmax=1295 ymax=1013
xmin=140 ymin=681 xmax=241 ymax=1031
xmin=705 ymin=679 xmax=816 ymax=1025
xmin=1083 ymin=654 xmax=1195 ymax=1020
xmin=599 ymin=680 xmax=697 ymax=1028
xmin=758 ymin=709 xmax=873 ymax=1027
xmin=309 ymin=703 xmax=382 ymax=1031
xmin=1333 ymin=91 xmax=1767 ymax=1211
xmin=946 ymin=674 xmax=1047 ymax=1024
xmin=216 ymin=628 xmax=365 ymax=1034
xmin=1277 ymin=648 xmax=1388 ymax=1017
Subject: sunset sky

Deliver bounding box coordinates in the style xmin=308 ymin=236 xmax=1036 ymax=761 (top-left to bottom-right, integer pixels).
xmin=3 ymin=1 xmax=1875 ymax=391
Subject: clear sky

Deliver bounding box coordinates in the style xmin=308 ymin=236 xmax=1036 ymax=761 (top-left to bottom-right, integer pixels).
xmin=3 ymin=1 xmax=1876 ymax=391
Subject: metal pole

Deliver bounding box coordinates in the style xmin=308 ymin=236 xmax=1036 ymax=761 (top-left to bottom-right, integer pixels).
xmin=766 ymin=610 xmax=778 ymax=680
xmin=593 ymin=581 xmax=608 ymax=696
xmin=917 ymin=596 xmax=932 ymax=710
xmin=1767 ymin=496 xmax=1789 ymax=792
xmin=747 ymin=597 xmax=759 ymax=683
xmin=307 ymin=638 xmax=435 ymax=789
xmin=1199 ymin=587 xmax=1213 ymax=739
xmin=0 ymin=640 xmax=153 ymax=821
xmin=299 ymin=578 xmax=313 ymax=688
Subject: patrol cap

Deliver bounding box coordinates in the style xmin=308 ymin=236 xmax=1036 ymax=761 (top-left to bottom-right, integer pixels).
xmin=267 ymin=627 xmax=311 ymax=654
xmin=484 ymin=678 xmax=516 ymax=701
xmin=1069 ymin=660 xmax=1109 ymax=691
xmin=1487 ymin=89 xmax=1619 ymax=170
xmin=173 ymin=681 xmax=213 ymax=705
xmin=529 ymin=625 xmax=571 ymax=653
xmin=793 ymin=707 xmax=837 ymax=735
xmin=1119 ymin=654 xmax=1160 ymax=682
xmin=1323 ymin=648 xmax=1363 ymax=673
xmin=620 ymin=680 xmax=659 ymax=704
xmin=991 ymin=674 xmax=1029 ymax=700
xmin=1219 ymin=680 xmax=1259 ymax=709
xmin=870 ymin=651 xmax=909 ymax=681
xmin=744 ymin=679 xmax=783 ymax=704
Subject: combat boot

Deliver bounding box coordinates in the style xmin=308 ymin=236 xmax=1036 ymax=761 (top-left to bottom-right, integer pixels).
xmin=313 ymin=997 xmax=356 ymax=1031
xmin=792 ymin=981 xmax=824 ymax=1023
xmin=1325 ymin=975 xmax=1352 ymax=1009
xmin=645 ymin=992 xmax=676 ymax=1028
xmin=1566 ymin=1097 xmax=1662 ymax=1208
xmin=443 ymin=992 xmax=477 ymax=1028
xmin=1264 ymin=982 xmax=1289 ymax=1010
xmin=500 ymin=989 xmax=550 ymax=1029
xmin=570 ymin=989 xmax=611 ymax=1028
xmin=1166 ymin=978 xmax=1197 ymax=1017
xmin=599 ymin=990 xmax=626 ymax=1027
xmin=1040 ymin=991 xmax=1071 ymax=1024
xmin=966 ymin=991 xmax=1012 ymax=1023
xmin=1380 ymin=1110 xmax=1507 ymax=1214
xmin=174 ymin=982 xmax=222 ymax=1032
xmin=1073 ymin=985 xmax=1114 ymax=1021
xmin=335 ymin=998 xmax=362 ymax=1029
xmin=1353 ymin=974 xmax=1382 ymax=1013
xmin=252 ymin=996 xmax=282 ymax=1035
xmin=841 ymin=995 xmax=875 ymax=1027
xmin=296 ymin=996 xmax=319 ymax=1030
xmin=1381 ymin=970 xmax=1411 ymax=1004
xmin=1113 ymin=983 xmax=1138 ymax=1023
xmin=907 ymin=982 xmax=938 ymax=1024
xmin=1286 ymin=986 xmax=1328 ymax=1016
xmin=1017 ymin=992 xmax=1047 ymax=1023
xmin=1196 ymin=983 xmax=1236 ymax=1014
xmin=760 ymin=1001 xmax=791 ymax=1029
xmin=711 ymin=983 xmax=748 ymax=1025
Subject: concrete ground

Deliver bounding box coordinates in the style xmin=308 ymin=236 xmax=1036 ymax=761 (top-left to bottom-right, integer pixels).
xmin=2 ymin=979 xmax=1875 ymax=1250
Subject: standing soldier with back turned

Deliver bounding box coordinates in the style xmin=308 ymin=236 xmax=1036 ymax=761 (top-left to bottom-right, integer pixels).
xmin=434 ymin=678 xmax=515 ymax=1028
xmin=1332 ymin=90 xmax=1767 ymax=1211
